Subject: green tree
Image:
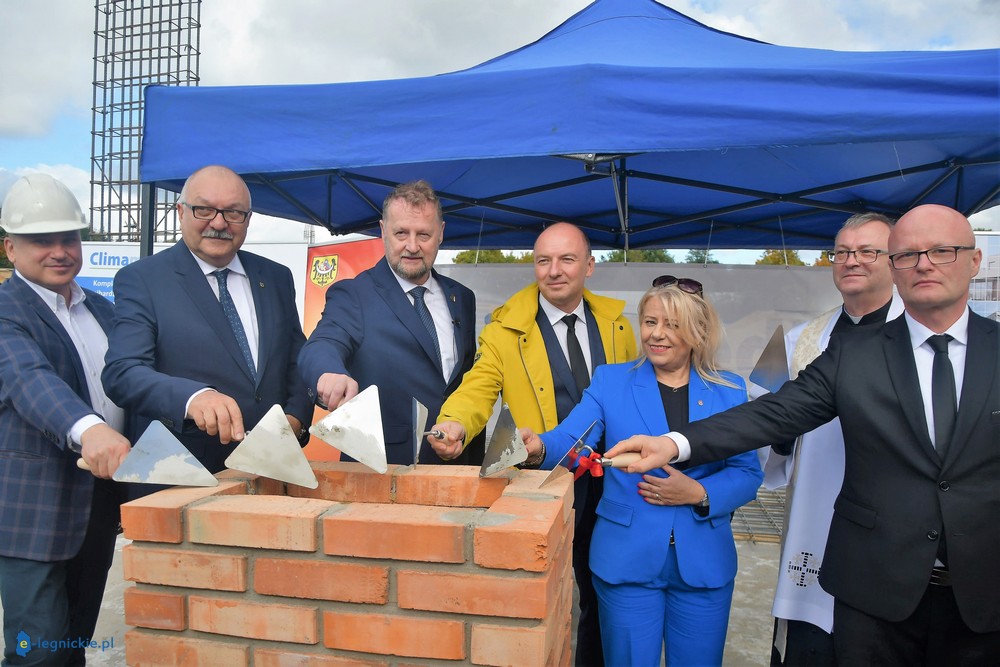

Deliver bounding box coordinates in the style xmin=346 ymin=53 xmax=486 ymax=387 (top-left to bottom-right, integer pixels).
xmin=755 ymin=249 xmax=806 ymax=266
xmin=452 ymin=249 xmax=533 ymax=264
xmin=684 ymin=249 xmax=719 ymax=264
xmin=813 ymin=252 xmax=832 ymax=267
xmin=601 ymin=248 xmax=675 ymax=263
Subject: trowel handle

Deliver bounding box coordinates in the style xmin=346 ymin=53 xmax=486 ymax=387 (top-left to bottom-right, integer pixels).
xmin=599 ymin=452 xmax=642 ymax=468
xmin=76 ymin=458 xmax=91 ymax=471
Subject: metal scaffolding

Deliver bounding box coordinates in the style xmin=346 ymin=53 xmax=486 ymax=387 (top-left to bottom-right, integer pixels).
xmin=91 ymin=0 xmax=200 ymax=242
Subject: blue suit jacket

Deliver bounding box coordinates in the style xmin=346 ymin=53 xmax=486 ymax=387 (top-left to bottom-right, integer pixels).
xmin=298 ymin=257 xmax=482 ymax=465
xmin=541 ymin=361 xmax=763 ymax=588
xmin=102 ymin=242 xmax=313 ymax=473
xmin=0 ymin=274 xmax=117 ymax=561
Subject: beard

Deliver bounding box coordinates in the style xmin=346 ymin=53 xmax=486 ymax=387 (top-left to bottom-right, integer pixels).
xmin=393 ymin=255 xmax=430 ymax=282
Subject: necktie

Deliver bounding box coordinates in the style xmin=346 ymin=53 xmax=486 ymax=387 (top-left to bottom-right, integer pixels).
xmin=211 ymin=269 xmax=256 ymax=378
xmin=562 ymin=314 xmax=590 ymax=394
xmin=927 ymin=334 xmax=956 ymax=457
xmin=410 ymin=286 xmax=441 ymax=369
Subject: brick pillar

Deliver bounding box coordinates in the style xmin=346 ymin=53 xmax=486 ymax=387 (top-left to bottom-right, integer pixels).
xmin=120 ymin=463 xmax=575 ymax=666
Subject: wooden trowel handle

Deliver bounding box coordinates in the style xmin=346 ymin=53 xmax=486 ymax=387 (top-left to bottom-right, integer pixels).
xmin=76 ymin=458 xmax=91 ymax=471
xmin=601 ymin=452 xmax=642 ymax=468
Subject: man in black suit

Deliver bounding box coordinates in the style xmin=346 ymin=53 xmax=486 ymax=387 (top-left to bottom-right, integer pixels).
xmin=608 ymin=204 xmax=999 ymax=664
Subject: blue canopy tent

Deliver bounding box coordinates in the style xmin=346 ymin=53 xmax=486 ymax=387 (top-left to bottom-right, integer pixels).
xmin=138 ymin=0 xmax=999 ymax=251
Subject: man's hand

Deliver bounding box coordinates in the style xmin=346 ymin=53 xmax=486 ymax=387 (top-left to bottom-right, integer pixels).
xmin=428 ymin=421 xmax=465 ymax=461
xmin=187 ymin=390 xmax=245 ymax=443
xmin=638 ymin=467 xmax=705 ymax=506
xmin=316 ymin=373 xmax=359 ymax=410
xmin=79 ymin=423 xmax=131 ymax=479
xmin=519 ymin=427 xmax=543 ymax=458
xmin=605 ymin=435 xmax=679 ymax=473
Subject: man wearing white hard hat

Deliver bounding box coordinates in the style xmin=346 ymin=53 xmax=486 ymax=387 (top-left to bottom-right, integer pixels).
xmin=0 ymin=173 xmax=130 ymax=666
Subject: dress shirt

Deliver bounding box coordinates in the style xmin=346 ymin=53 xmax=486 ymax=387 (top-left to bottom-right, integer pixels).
xmin=391 ymin=272 xmax=457 ymax=382
xmin=538 ymin=296 xmax=593 ymax=377
xmin=17 ymin=272 xmax=125 ymax=445
xmin=903 ymin=310 xmax=968 ymax=450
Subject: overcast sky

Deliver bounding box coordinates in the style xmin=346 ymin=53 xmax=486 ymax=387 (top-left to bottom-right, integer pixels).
xmin=1 ymin=0 xmax=998 ymax=254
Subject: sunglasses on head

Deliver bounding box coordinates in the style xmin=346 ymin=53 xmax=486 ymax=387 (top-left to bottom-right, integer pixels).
xmin=652 ymin=275 xmax=704 ymax=297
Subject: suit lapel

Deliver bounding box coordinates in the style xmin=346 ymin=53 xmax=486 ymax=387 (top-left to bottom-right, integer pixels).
xmin=172 ymin=245 xmax=256 ymax=384
xmin=242 ymin=252 xmax=267 ymax=386
xmin=882 ymin=318 xmax=938 ymax=463
xmin=13 ymin=276 xmax=89 ymax=394
xmin=438 ymin=274 xmax=465 ymax=384
xmin=945 ymin=312 xmax=997 ymax=466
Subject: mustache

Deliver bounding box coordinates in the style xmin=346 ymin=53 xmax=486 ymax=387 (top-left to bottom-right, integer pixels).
xmin=202 ymin=228 xmax=234 ymax=240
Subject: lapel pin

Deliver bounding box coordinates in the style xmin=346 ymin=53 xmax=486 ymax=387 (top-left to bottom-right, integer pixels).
xmin=697 ymin=400 xmax=704 ymax=406
xmin=450 ymin=295 xmax=456 ymax=302
xmin=259 ymin=281 xmax=265 ymax=288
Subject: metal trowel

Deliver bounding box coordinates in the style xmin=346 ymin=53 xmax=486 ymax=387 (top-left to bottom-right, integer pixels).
xmin=225 ymin=404 xmax=318 ymax=488
xmin=309 ymin=385 xmax=388 ymax=473
xmin=749 ymin=325 xmax=789 ymax=394
xmin=412 ymin=397 xmax=428 ymax=465
xmin=479 ymin=403 xmax=528 ymax=477
xmin=107 ymin=420 xmax=218 ymax=487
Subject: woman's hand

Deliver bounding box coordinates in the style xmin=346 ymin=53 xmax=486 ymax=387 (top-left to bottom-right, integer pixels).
xmin=638 ymin=465 xmax=705 ymax=506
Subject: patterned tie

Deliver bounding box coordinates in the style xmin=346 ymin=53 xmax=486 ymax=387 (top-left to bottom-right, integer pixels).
xmin=211 ymin=269 xmax=256 ymax=378
xmin=410 ymin=286 xmax=441 ymax=369
xmin=927 ymin=334 xmax=956 ymax=457
xmin=562 ymin=314 xmax=590 ymax=394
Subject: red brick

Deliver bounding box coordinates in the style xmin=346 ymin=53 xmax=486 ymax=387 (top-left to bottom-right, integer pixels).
xmin=187 ymin=495 xmax=335 ymax=551
xmin=471 ymin=623 xmax=547 ymax=667
xmin=254 ymin=648 xmax=387 ymax=667
xmin=323 ymin=503 xmax=467 ymax=563
xmin=188 ymin=595 xmax=318 ymax=644
xmin=397 ymin=569 xmax=555 ymax=619
xmin=122 ymin=544 xmax=246 ymax=591
xmin=394 ymin=465 xmax=508 ymax=508
xmin=287 ymin=461 xmax=394 ymax=503
xmin=216 ymin=468 xmax=286 ymax=496
xmin=323 ymin=611 xmax=465 ymax=660
xmin=254 ymin=557 xmax=389 ymax=603
xmin=120 ymin=481 xmax=245 ymax=543
xmin=474 ymin=494 xmax=571 ymax=572
xmin=123 ymin=586 xmax=186 ymax=631
xmin=124 ymin=628 xmax=249 ymax=666
xmin=502 ymin=469 xmax=575 ymax=525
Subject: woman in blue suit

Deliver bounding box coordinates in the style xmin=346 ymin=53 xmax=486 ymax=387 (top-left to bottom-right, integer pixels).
xmin=523 ymin=277 xmax=763 ymax=666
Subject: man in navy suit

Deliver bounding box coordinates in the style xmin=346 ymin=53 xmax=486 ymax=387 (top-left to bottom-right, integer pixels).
xmin=298 ymin=180 xmax=483 ymax=465
xmin=0 ymin=174 xmax=130 ymax=665
xmin=102 ymin=165 xmax=313 ymax=475
xmin=609 ymin=204 xmax=1000 ymax=663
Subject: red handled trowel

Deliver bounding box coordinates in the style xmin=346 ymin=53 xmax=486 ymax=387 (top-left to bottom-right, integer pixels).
xmin=225 ymin=404 xmax=318 ymax=488
xmin=309 ymin=385 xmax=388 ymax=473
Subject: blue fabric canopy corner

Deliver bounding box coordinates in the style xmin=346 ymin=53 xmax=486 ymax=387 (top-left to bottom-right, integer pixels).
xmin=139 ymin=0 xmax=1000 ymax=250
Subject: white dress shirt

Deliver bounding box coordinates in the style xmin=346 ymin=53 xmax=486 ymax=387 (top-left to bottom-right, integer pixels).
xmin=17 ymin=271 xmax=125 ymax=446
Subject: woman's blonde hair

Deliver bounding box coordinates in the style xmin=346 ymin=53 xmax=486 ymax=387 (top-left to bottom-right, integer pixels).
xmin=635 ymin=284 xmax=738 ymax=389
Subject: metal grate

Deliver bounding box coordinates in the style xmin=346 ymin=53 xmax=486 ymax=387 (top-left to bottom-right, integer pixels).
xmin=732 ymin=487 xmax=785 ymax=544
xmin=91 ymin=0 xmax=201 ymax=242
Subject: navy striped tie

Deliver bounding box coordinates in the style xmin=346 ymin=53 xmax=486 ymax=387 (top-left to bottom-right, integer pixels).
xmin=212 ymin=269 xmax=256 ymax=379
xmin=410 ymin=286 xmax=441 ymax=369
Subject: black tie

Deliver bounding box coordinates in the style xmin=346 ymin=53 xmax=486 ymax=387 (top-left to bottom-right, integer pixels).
xmin=562 ymin=314 xmax=590 ymax=394
xmin=410 ymin=286 xmax=441 ymax=369
xmin=927 ymin=334 xmax=956 ymax=458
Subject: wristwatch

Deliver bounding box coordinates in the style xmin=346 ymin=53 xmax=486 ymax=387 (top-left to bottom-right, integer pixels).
xmin=696 ymin=492 xmax=709 ymax=508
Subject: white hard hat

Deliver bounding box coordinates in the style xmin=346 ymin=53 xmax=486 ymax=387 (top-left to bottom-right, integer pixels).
xmin=0 ymin=173 xmax=88 ymax=234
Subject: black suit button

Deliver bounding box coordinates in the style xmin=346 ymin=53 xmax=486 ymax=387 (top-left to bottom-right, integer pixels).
xmin=927 ymin=530 xmax=940 ymax=541
xmin=255 ymin=395 xmax=262 ymax=402
xmin=938 ymin=481 xmax=950 ymax=491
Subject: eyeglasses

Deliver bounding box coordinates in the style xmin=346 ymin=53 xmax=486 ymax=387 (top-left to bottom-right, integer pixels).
xmin=652 ymin=275 xmax=703 ymax=297
xmin=181 ymin=202 xmax=251 ymax=225
xmin=888 ymin=246 xmax=976 ymax=270
xmin=826 ymin=248 xmax=886 ymax=264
